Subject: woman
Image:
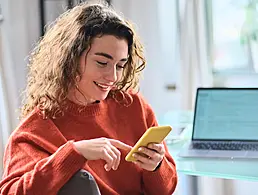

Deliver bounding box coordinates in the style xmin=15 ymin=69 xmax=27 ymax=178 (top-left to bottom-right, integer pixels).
xmin=0 ymin=1 xmax=177 ymax=195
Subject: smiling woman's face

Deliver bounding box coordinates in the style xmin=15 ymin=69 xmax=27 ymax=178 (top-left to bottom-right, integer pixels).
xmin=69 ymin=35 xmax=129 ymax=104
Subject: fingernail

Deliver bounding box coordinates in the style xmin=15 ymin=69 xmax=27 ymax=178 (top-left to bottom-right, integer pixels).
xmin=138 ymin=147 xmax=143 ymax=152
xmin=104 ymin=165 xmax=109 ymax=171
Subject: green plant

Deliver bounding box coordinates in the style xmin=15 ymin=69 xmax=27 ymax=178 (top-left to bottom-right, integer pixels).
xmin=240 ymin=0 xmax=258 ymax=44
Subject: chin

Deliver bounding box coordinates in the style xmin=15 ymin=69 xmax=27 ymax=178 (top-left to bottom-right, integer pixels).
xmin=95 ymin=92 xmax=109 ymax=101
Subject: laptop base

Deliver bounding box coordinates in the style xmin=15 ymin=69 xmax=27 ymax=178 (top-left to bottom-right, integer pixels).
xmin=178 ymin=143 xmax=258 ymax=159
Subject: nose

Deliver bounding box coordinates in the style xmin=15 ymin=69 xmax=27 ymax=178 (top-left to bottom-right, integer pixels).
xmin=104 ymin=66 xmax=117 ymax=82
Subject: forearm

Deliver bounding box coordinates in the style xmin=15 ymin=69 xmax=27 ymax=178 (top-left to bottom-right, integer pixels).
xmin=0 ymin=141 xmax=86 ymax=195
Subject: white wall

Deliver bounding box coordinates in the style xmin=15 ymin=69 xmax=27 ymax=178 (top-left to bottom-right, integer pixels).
xmin=44 ymin=0 xmax=67 ymax=25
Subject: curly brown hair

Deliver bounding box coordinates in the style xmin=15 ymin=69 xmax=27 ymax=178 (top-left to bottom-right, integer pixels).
xmin=21 ymin=1 xmax=146 ymax=119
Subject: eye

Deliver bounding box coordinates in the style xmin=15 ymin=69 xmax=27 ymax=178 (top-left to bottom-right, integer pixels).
xmin=116 ymin=65 xmax=125 ymax=71
xmin=116 ymin=62 xmax=127 ymax=71
xmin=96 ymin=61 xmax=108 ymax=66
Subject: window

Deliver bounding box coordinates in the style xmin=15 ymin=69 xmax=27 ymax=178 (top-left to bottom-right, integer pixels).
xmin=207 ymin=0 xmax=258 ymax=74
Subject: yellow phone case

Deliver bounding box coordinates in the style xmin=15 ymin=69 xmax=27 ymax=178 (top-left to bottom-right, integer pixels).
xmin=125 ymin=125 xmax=172 ymax=162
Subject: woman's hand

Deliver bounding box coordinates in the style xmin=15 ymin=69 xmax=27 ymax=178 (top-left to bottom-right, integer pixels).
xmin=132 ymin=143 xmax=165 ymax=171
xmin=73 ymin=138 xmax=132 ymax=171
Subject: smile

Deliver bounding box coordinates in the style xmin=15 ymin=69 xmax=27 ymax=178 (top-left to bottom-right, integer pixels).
xmin=94 ymin=81 xmax=112 ymax=91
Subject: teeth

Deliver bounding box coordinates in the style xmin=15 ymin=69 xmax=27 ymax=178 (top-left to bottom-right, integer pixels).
xmin=95 ymin=82 xmax=109 ymax=89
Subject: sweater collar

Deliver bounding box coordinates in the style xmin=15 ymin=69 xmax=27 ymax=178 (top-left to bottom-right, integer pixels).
xmin=64 ymin=98 xmax=107 ymax=116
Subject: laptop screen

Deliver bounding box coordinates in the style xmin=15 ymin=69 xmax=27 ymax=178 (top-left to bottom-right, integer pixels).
xmin=193 ymin=88 xmax=258 ymax=141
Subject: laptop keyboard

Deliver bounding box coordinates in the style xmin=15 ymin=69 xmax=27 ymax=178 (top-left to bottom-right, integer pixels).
xmin=192 ymin=141 xmax=258 ymax=151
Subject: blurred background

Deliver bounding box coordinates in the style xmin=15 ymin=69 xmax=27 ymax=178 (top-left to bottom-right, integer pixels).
xmin=1 ymin=0 xmax=258 ymax=194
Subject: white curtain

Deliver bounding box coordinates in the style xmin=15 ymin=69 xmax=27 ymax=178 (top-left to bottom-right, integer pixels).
xmin=0 ymin=59 xmax=12 ymax=177
xmin=0 ymin=35 xmax=15 ymax=177
xmin=0 ymin=0 xmax=40 ymax=176
xmin=178 ymin=0 xmax=213 ymax=110
xmin=0 ymin=25 xmax=20 ymax=177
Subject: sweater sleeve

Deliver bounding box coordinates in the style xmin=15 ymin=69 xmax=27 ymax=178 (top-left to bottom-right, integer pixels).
xmin=136 ymin=94 xmax=178 ymax=195
xmin=0 ymin=132 xmax=86 ymax=195
xmin=142 ymin=143 xmax=178 ymax=195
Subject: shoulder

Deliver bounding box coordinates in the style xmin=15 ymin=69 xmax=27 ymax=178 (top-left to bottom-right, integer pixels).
xmin=7 ymin=108 xmax=65 ymax=152
xmin=110 ymin=91 xmax=151 ymax=110
xmin=113 ymin=91 xmax=157 ymax=127
xmin=130 ymin=92 xmax=154 ymax=115
xmin=130 ymin=92 xmax=158 ymax=127
xmin=10 ymin=108 xmax=58 ymax=140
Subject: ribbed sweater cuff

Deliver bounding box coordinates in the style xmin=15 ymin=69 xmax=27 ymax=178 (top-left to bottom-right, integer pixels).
xmin=47 ymin=140 xmax=87 ymax=186
xmin=143 ymin=157 xmax=177 ymax=186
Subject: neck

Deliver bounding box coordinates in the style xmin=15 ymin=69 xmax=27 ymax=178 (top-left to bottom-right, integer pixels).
xmin=67 ymin=88 xmax=95 ymax=106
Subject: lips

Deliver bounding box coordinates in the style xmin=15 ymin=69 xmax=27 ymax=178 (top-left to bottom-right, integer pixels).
xmin=94 ymin=81 xmax=113 ymax=90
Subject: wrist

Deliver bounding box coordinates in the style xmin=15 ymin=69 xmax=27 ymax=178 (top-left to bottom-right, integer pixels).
xmin=153 ymin=158 xmax=163 ymax=172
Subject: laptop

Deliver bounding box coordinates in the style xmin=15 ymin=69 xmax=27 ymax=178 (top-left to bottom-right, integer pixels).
xmin=178 ymin=88 xmax=258 ymax=159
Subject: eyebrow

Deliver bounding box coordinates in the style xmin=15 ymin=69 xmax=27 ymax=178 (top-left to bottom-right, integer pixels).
xmin=95 ymin=52 xmax=128 ymax=62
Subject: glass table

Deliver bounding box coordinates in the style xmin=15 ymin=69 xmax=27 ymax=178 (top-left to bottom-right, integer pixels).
xmin=167 ymin=136 xmax=258 ymax=182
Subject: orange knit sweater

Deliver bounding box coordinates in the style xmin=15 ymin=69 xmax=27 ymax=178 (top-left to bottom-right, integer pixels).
xmin=0 ymin=93 xmax=177 ymax=195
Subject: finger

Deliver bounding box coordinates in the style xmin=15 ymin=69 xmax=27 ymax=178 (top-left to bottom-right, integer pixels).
xmin=110 ymin=145 xmax=121 ymax=170
xmin=106 ymin=141 xmax=121 ymax=170
xmin=148 ymin=143 xmax=165 ymax=154
xmin=102 ymin=146 xmax=118 ymax=171
xmin=106 ymin=146 xmax=119 ymax=171
xmin=110 ymin=139 xmax=132 ymax=151
xmin=138 ymin=147 xmax=158 ymax=159
xmin=132 ymin=153 xmax=155 ymax=166
xmin=102 ymin=149 xmax=114 ymax=171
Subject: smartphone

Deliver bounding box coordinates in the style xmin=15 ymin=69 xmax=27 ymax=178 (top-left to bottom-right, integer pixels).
xmin=125 ymin=125 xmax=172 ymax=162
